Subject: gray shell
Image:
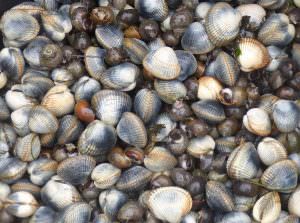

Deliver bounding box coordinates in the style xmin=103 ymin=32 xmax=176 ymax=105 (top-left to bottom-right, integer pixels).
xmin=220 ymin=212 xmax=251 ymax=223
xmin=0 ymin=96 xmax=10 ymax=121
xmin=0 ymin=123 xmax=17 ymax=148
xmin=29 ymin=206 xmax=56 ymax=223
xmin=176 ymin=50 xmax=197 ymax=81
xmin=11 ymin=105 xmax=33 ymax=137
xmin=14 ymin=133 xmax=41 ymax=162
xmin=154 ymin=79 xmax=187 ymax=104
xmin=0 ymin=157 xmax=27 ymax=184
xmin=191 ymin=100 xmax=226 ymax=123
xmin=92 ymin=90 xmax=132 ymax=126
xmin=55 ymin=202 xmax=91 ymax=223
xmin=123 ymin=38 xmax=149 ymax=64
xmin=181 ymin=22 xmax=214 ymax=54
xmin=72 ymin=76 xmax=101 ymax=102
xmin=135 ymin=0 xmax=168 ymax=21
xmin=84 ymin=47 xmax=106 ymax=81
xmin=95 ymin=25 xmax=124 ymax=49
xmin=78 ymin=120 xmax=117 ymax=156
xmin=151 ymin=112 xmax=176 ymax=142
xmin=117 ymin=112 xmax=148 ymax=148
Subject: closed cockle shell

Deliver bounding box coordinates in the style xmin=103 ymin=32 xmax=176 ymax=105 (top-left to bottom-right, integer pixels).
xmin=56 ymin=115 xmax=84 ymax=145
xmin=27 ymin=158 xmax=58 ymax=186
xmin=56 ymin=202 xmax=91 ymax=223
xmin=206 ymin=181 xmax=234 ymax=212
xmin=116 ymin=166 xmax=152 ymax=192
xmin=95 ymin=25 xmax=124 ymax=49
xmin=0 ymin=47 xmax=25 ymax=81
xmin=10 ymin=179 xmax=40 ymax=198
xmin=261 ymin=159 xmax=298 ymax=192
xmin=197 ymin=76 xmax=223 ymax=101
xmin=191 ymin=100 xmax=225 ymax=123
xmin=29 ymin=105 xmax=59 ymax=134
xmin=226 ymin=142 xmax=260 ymax=180
xmin=252 ymin=192 xmax=281 ymax=223
xmin=41 ymin=11 xmax=72 ymax=41
xmin=117 ymin=112 xmax=147 ymax=148
xmin=41 ymin=175 xmax=82 ymax=210
xmin=176 ymin=50 xmax=197 ymax=81
xmin=288 ymin=186 xmax=300 ymax=217
xmin=237 ymin=38 xmax=270 ymax=72
xmin=72 ymin=76 xmax=101 ymax=102
xmin=234 ymin=195 xmax=257 ymax=212
xmin=29 ymin=206 xmax=56 ymax=223
xmin=92 ymin=90 xmax=132 ymax=126
xmin=4 ymin=191 xmax=38 ymax=218
xmin=14 ymin=133 xmax=40 ymax=162
xmin=78 ymin=120 xmax=117 ymax=156
xmin=135 ymin=0 xmax=168 ymax=21
xmin=0 ymin=10 xmax=40 ymax=45
xmin=11 ymin=105 xmax=33 ymax=137
xmin=143 ymin=47 xmax=180 ymax=80
xmin=144 ymin=146 xmax=177 ymax=172
xmin=11 ymin=2 xmax=44 ymax=17
xmin=258 ymin=94 xmax=280 ymax=114
xmin=236 ymin=4 xmax=266 ymax=30
xmin=147 ymin=187 xmax=192 ymax=223
xmin=51 ymin=68 xmax=74 ymax=86
xmin=207 ymin=51 xmax=240 ymax=86
xmin=123 ymin=38 xmax=149 ymax=64
xmin=151 ymin=112 xmax=176 ymax=142
xmin=84 ymin=47 xmax=106 ymax=81
xmin=0 ymin=157 xmax=27 ymax=184
xmin=42 ymin=85 xmax=75 ymax=117
xmin=266 ymin=46 xmax=287 ymax=72
xmin=154 ymin=79 xmax=187 ymax=104
xmin=220 ymin=212 xmax=252 ymax=223
xmin=272 ymin=100 xmax=300 ymax=133
xmin=187 ymin=135 xmax=215 ymax=158
xmin=134 ymin=88 xmax=162 ymax=124
xmin=243 ymin=108 xmax=271 ymax=136
xmin=99 ymin=189 xmax=128 ymax=219
xmin=258 ymin=13 xmax=295 ymax=46
xmin=148 ymin=37 xmax=166 ymax=51
xmin=205 ymin=2 xmax=242 ymax=46
xmin=215 ymin=136 xmax=237 ymax=154
xmin=181 ymin=22 xmax=214 ymax=55
xmin=99 ymin=62 xmax=139 ymax=91
xmin=57 ymin=155 xmax=96 ymax=185
xmin=257 ymin=137 xmax=287 ymax=166
xmin=91 ymin=163 xmax=121 ymax=189
xmin=0 ymin=123 xmax=17 ymax=148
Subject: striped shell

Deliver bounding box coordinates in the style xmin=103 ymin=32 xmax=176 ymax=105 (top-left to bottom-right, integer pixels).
xmin=123 ymin=38 xmax=149 ymax=64
xmin=95 ymin=25 xmax=124 ymax=49
xmin=187 ymin=135 xmax=215 ymax=158
xmin=252 ymin=192 xmax=281 ymax=223
xmin=117 ymin=112 xmax=147 ymax=148
xmin=176 ymin=50 xmax=197 ymax=81
xmin=28 ymin=106 xmax=59 ymax=134
xmin=237 ymin=38 xmax=270 ymax=72
xmin=99 ymin=62 xmax=139 ymax=91
xmin=207 ymin=51 xmax=240 ymax=86
xmin=57 ymin=155 xmax=96 ymax=185
xmin=14 ymin=133 xmax=40 ymax=162
xmin=147 ymin=187 xmax=192 ymax=223
xmin=135 ymin=0 xmax=168 ymax=21
xmin=258 ymin=13 xmax=295 ymax=46
xmin=0 ymin=96 xmax=9 ymax=121
xmin=92 ymin=90 xmax=132 ymax=126
xmin=197 ymin=76 xmax=223 ymax=101
xmin=11 ymin=105 xmax=32 ymax=137
xmin=261 ymin=159 xmax=298 ymax=192
xmin=220 ymin=212 xmax=252 ymax=223
xmin=143 ymin=47 xmax=181 ymax=80
xmin=56 ymin=202 xmax=91 ymax=223
xmin=144 ymin=146 xmax=177 ymax=172
xmin=257 ymin=137 xmax=287 ymax=166
xmin=205 ymin=2 xmax=242 ymax=46
xmin=206 ymin=181 xmax=235 ymax=212
xmin=243 ymin=108 xmax=271 ymax=136
xmin=151 ymin=112 xmax=176 ymax=142
xmin=191 ymin=100 xmax=225 ymax=123
xmin=29 ymin=206 xmax=56 ymax=223
xmin=181 ymin=22 xmax=214 ymax=54
xmin=78 ymin=120 xmax=117 ymax=156
xmin=116 ymin=166 xmax=152 ymax=192
xmin=10 ymin=179 xmax=40 ymax=197
xmin=91 ymin=163 xmax=121 ymax=189
xmin=288 ymin=186 xmax=300 ymax=217
xmin=72 ymin=76 xmax=101 ymax=102
xmin=226 ymin=142 xmax=260 ymax=180
xmin=0 ymin=157 xmax=27 ymax=184
xmin=41 ymin=85 xmax=75 ymax=117
xmin=84 ymin=47 xmax=106 ymax=81
xmin=0 ymin=10 xmax=40 ymax=45
xmin=134 ymin=88 xmax=162 ymax=124
xmin=154 ymin=79 xmax=187 ymax=104
xmin=11 ymin=2 xmax=44 ymax=16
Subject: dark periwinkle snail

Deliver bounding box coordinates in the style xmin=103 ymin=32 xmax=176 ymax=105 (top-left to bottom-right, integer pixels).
xmin=39 ymin=44 xmax=63 ymax=69
xmin=139 ymin=20 xmax=160 ymax=41
xmin=90 ymin=6 xmax=114 ymax=25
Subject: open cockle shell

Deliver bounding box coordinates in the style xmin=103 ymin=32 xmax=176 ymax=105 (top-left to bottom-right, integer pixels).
xmin=147 ymin=186 xmax=192 ymax=223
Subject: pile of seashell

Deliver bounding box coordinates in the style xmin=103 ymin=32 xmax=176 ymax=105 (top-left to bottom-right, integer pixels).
xmin=0 ymin=0 xmax=300 ymax=222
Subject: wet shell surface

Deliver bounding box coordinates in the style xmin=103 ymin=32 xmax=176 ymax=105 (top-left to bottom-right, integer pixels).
xmin=91 ymin=163 xmax=121 ymax=189
xmin=0 ymin=157 xmax=27 ymax=184
xmin=11 ymin=105 xmax=33 ymax=137
xmin=56 ymin=202 xmax=91 ymax=223
xmin=92 ymin=90 xmax=132 ymax=126
xmin=197 ymin=76 xmax=223 ymax=101
xmin=151 ymin=112 xmax=176 ymax=142
xmin=191 ymin=100 xmax=226 ymax=123
xmin=123 ymin=38 xmax=149 ymax=64
xmin=257 ymin=137 xmax=288 ymax=166
xmin=154 ymin=79 xmax=187 ymax=104
xmin=14 ymin=133 xmax=40 ymax=162
xmin=95 ymin=25 xmax=124 ymax=49
xmin=84 ymin=47 xmax=106 ymax=81
xmin=143 ymin=47 xmax=181 ymax=80
xmin=29 ymin=206 xmax=56 ymax=223
xmin=57 ymin=155 xmax=96 ymax=185
xmin=72 ymin=76 xmax=101 ymax=102
xmin=175 ymin=50 xmax=197 ymax=81
xmin=243 ymin=108 xmax=271 ymax=136
xmin=252 ymin=192 xmax=281 ymax=223
xmin=147 ymin=187 xmax=192 ymax=223
xmin=236 ymin=4 xmax=266 ymax=30
xmin=205 ymin=2 xmax=242 ymax=46
xmin=134 ymin=88 xmax=162 ymax=124
xmin=117 ymin=112 xmax=147 ymax=148
xmin=187 ymin=135 xmax=215 ymax=158
xmin=181 ymin=22 xmax=214 ymax=55
xmin=144 ymin=146 xmax=177 ymax=172
xmin=135 ymin=0 xmax=168 ymax=21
